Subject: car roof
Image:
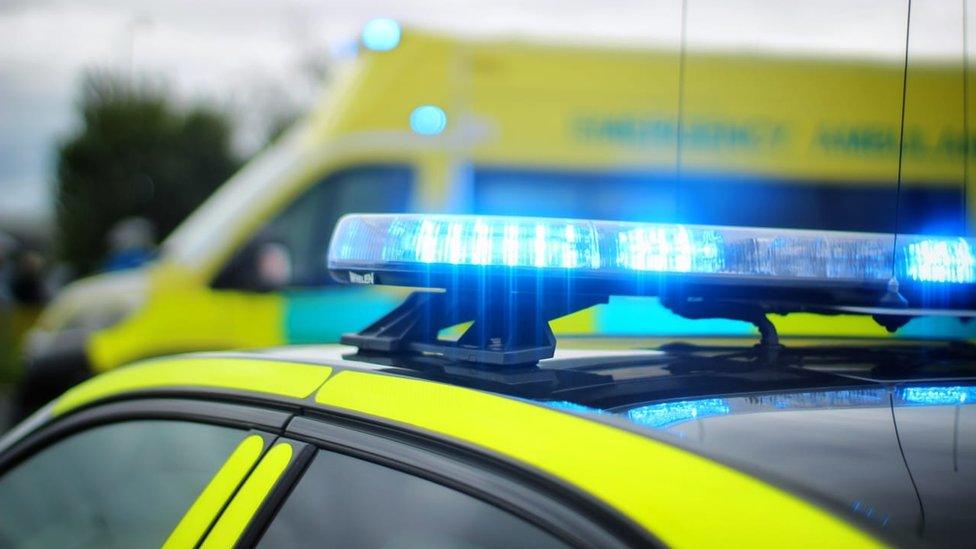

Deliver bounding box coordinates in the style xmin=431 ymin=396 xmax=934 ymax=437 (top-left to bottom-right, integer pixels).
xmin=12 ymin=346 xmax=884 ymax=548
xmin=40 ymin=337 xmax=976 ymax=545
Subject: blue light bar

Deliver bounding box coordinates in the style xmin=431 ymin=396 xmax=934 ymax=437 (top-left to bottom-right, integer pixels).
xmin=330 ymin=214 xmax=904 ymax=278
xmin=328 ymin=214 xmax=976 ymax=309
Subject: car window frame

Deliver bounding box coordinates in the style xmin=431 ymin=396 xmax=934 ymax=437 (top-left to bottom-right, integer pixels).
xmin=0 ymin=398 xmax=291 ymax=548
xmin=0 ymin=397 xmax=291 ymax=478
xmin=0 ymin=393 xmax=657 ymax=548
xmin=233 ymin=409 xmax=659 ymax=549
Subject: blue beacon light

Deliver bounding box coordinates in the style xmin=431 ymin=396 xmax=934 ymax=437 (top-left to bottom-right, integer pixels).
xmin=331 ymin=215 xmax=976 ymax=283
xmin=410 ymin=105 xmax=448 ymax=136
xmin=901 ymin=237 xmax=976 ymax=283
xmin=329 ymin=214 xmax=901 ymax=280
xmin=361 ymin=18 xmax=401 ymax=52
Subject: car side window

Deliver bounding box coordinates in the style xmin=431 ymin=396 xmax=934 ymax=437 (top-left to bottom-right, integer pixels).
xmin=212 ymin=164 xmax=413 ymax=291
xmin=258 ymin=449 xmax=569 ymax=548
xmin=0 ymin=420 xmax=246 ymax=549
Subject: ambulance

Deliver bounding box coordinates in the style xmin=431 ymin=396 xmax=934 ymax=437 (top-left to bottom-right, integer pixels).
xmin=18 ymin=19 xmax=975 ymax=414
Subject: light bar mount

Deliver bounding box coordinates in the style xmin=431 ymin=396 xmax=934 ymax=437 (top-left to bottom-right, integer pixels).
xmin=342 ymin=290 xmax=608 ymax=366
xmin=664 ymin=297 xmax=781 ymax=347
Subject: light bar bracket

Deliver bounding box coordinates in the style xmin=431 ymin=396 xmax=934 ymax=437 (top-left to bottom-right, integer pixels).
xmin=664 ymin=298 xmax=780 ymax=347
xmin=342 ymin=290 xmax=608 ymax=366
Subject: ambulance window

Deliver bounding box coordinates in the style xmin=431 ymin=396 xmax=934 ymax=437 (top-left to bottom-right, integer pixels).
xmin=471 ymin=166 xmax=964 ymax=233
xmin=214 ymin=164 xmax=412 ymax=290
xmin=472 ymin=167 xmax=680 ymax=224
xmin=258 ymin=449 xmax=569 ymax=548
xmin=0 ymin=420 xmax=245 ymax=548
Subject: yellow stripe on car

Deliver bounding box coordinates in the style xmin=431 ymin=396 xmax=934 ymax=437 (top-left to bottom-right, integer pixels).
xmin=52 ymin=357 xmax=332 ymax=416
xmin=315 ymin=370 xmax=883 ymax=548
xmin=202 ymin=442 xmax=295 ymax=548
xmin=164 ymin=434 xmax=266 ymax=548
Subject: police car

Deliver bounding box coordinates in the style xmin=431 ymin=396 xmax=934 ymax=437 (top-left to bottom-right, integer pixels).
xmin=1 ymin=213 xmax=973 ymax=547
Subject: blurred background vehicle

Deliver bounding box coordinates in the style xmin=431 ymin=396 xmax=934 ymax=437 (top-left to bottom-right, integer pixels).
xmin=3 ymin=0 xmax=976 ymax=423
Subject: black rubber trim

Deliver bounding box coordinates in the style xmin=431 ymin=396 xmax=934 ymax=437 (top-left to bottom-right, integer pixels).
xmin=234 ymin=439 xmax=315 ymax=549
xmin=283 ymin=416 xmax=634 ymax=549
xmin=0 ymin=398 xmax=293 ymax=476
xmin=285 ymin=408 xmax=660 ymax=549
xmin=53 ymin=386 xmax=307 ymax=419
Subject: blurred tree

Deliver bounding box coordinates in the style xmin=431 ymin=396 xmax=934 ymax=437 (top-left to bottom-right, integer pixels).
xmin=55 ymin=72 xmax=242 ymax=275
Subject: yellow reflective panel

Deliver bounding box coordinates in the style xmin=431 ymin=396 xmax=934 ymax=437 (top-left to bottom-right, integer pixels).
xmin=202 ymin=442 xmax=294 ymax=549
xmin=164 ymin=435 xmax=266 ymax=549
xmin=53 ymin=358 xmax=332 ymax=416
xmin=316 ymin=371 xmax=882 ymax=548
xmin=88 ymin=268 xmax=285 ymax=373
xmin=771 ymin=312 xmax=892 ymax=338
xmin=550 ymin=305 xmax=597 ymax=334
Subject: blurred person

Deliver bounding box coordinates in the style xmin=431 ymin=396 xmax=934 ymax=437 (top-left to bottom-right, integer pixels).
xmin=9 ymin=250 xmax=46 ymax=306
xmin=102 ymin=217 xmax=156 ymax=272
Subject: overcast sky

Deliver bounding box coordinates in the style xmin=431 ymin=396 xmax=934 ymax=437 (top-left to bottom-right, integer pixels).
xmin=0 ymin=0 xmax=964 ymax=237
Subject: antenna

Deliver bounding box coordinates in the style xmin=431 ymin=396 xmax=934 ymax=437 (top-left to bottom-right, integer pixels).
xmin=965 ymin=0 xmax=971 ymax=235
xmin=674 ymin=0 xmax=689 ymax=223
xmin=891 ymin=0 xmax=914 ymax=280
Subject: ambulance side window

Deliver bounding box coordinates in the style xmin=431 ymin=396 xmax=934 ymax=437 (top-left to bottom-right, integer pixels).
xmin=213 ymin=164 xmax=412 ymax=291
xmin=0 ymin=420 xmax=246 ymax=548
xmin=471 ymin=166 xmax=963 ymax=233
